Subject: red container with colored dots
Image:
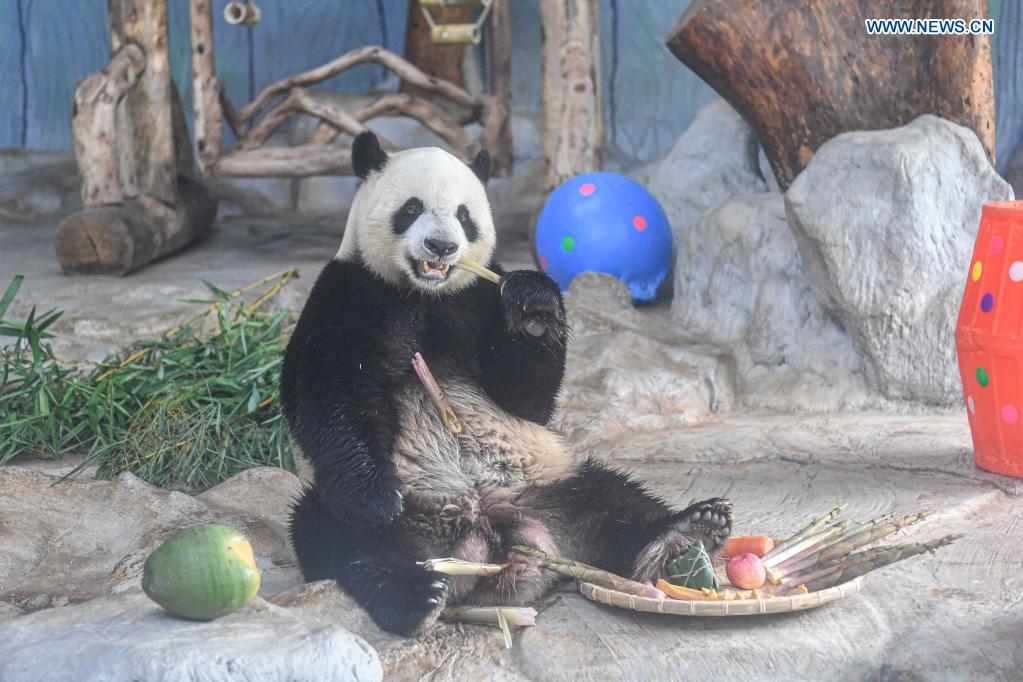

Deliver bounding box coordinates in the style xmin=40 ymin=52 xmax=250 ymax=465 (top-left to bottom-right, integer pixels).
xmin=955 ymin=201 xmax=1023 ymax=478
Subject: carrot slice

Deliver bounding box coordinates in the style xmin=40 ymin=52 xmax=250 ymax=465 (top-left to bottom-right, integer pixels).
xmin=719 ymin=535 xmax=776 ymax=559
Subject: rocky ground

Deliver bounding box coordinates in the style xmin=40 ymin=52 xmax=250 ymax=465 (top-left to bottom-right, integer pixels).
xmin=2 ymin=101 xmax=1022 ymax=680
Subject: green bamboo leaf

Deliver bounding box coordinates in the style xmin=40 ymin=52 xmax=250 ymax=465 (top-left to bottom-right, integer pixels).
xmin=37 ymin=387 xmax=49 ymax=416
xmin=0 ymin=275 xmax=24 ymax=318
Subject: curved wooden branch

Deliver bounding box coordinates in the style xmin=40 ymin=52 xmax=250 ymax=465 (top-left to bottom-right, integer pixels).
xmin=240 ymin=88 xmax=400 ymax=151
xmin=239 ymin=88 xmax=301 ymax=149
xmin=351 ymin=93 xmax=474 ymax=159
xmin=220 ymin=89 xmax=243 ymax=138
xmin=292 ymin=90 xmax=396 ymax=150
xmin=238 ymin=46 xmax=480 ymax=122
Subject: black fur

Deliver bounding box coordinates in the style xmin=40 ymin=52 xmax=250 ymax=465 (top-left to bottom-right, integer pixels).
xmin=469 ymin=149 xmax=490 ymax=185
xmin=456 ymin=204 xmax=479 ymax=242
xmin=284 ymin=248 xmax=730 ymax=636
xmin=391 ymin=197 xmax=423 ymax=234
xmin=352 ymin=131 xmax=388 ymax=179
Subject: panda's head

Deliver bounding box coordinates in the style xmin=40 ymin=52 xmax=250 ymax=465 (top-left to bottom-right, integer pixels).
xmin=337 ymin=132 xmax=495 ymax=294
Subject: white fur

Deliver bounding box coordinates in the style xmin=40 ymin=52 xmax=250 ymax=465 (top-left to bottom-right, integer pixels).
xmin=337 ymin=147 xmax=496 ymax=293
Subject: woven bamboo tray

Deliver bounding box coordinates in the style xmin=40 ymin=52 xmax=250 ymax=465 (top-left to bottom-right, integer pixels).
xmin=579 ymin=575 xmax=866 ymax=616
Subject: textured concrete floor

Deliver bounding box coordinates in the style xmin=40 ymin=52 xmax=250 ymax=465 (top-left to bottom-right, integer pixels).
xmin=2 ymin=218 xmax=1022 ymax=681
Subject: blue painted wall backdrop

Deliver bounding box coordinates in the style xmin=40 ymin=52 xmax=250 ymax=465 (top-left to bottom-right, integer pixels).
xmin=0 ymin=1 xmax=1019 ymax=170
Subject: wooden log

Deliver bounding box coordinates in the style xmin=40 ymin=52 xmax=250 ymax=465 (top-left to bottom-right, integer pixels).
xmin=109 ymin=0 xmax=177 ymax=205
xmin=70 ymin=43 xmax=146 ymax=207
xmin=487 ymin=0 xmax=513 ymax=176
xmin=539 ymin=0 xmax=603 ymax=193
xmin=190 ymin=0 xmax=224 ymax=173
xmin=56 ymin=176 xmax=216 ymax=276
xmin=238 ymin=46 xmax=480 ymax=122
xmin=214 ymin=145 xmax=353 ymax=177
xmin=401 ymin=0 xmax=473 ymax=92
xmin=666 ymin=0 xmax=996 ymax=190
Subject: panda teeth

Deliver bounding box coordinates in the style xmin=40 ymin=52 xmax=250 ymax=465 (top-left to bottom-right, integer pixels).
xmin=420 ymin=261 xmax=450 ymax=278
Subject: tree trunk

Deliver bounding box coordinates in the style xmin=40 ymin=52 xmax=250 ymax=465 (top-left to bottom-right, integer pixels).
xmin=487 ymin=0 xmax=513 ymax=176
xmin=108 ymin=0 xmax=178 ymax=205
xmin=69 ymin=44 xmax=146 ymax=206
xmin=58 ymin=0 xmax=216 ymax=276
xmin=190 ymin=0 xmax=224 ymax=174
xmin=539 ymin=0 xmax=603 ymax=193
xmin=667 ymin=0 xmax=995 ymax=190
xmin=401 ymin=0 xmax=473 ymax=93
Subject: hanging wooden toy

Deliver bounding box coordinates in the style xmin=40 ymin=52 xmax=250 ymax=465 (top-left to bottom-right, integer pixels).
xmin=420 ymin=0 xmax=493 ymax=45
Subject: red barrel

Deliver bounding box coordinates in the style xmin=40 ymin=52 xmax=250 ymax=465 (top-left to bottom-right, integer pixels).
xmin=955 ymin=201 xmax=1023 ymax=478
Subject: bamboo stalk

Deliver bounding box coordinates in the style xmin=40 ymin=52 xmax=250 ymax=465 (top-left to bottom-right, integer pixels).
xmin=441 ymin=606 xmax=536 ymax=649
xmin=95 ymin=269 xmax=297 ymax=381
xmin=762 ymin=503 xmax=844 ymax=564
xmin=763 ymin=520 xmax=849 ymax=574
xmin=786 ymin=533 xmax=964 ymax=594
xmin=456 ymin=256 xmax=501 ymax=285
xmin=411 ymin=352 xmax=463 ymax=434
xmin=775 ymin=510 xmax=933 ymax=576
xmin=421 ymin=557 xmax=508 ymax=576
xmin=512 ymin=545 xmax=665 ymax=600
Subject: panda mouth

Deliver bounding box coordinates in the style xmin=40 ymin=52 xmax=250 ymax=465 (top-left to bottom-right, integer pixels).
xmin=412 ymin=259 xmax=451 ymax=281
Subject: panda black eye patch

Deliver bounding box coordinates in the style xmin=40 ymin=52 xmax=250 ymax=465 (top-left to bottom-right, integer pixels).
xmin=457 ymin=204 xmax=479 ymax=242
xmin=391 ymin=197 xmax=423 ymax=234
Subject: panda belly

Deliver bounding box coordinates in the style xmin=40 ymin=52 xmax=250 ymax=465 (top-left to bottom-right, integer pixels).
xmin=391 ymin=379 xmax=575 ymax=592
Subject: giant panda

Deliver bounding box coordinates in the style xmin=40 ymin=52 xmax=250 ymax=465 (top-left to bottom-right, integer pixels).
xmin=284 ymin=132 xmax=733 ymax=636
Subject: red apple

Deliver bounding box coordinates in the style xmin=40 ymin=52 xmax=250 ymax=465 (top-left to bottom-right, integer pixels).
xmin=726 ymin=553 xmax=766 ymax=589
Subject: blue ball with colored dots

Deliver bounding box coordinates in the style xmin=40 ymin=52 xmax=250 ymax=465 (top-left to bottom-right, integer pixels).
xmin=534 ymin=172 xmax=672 ymax=301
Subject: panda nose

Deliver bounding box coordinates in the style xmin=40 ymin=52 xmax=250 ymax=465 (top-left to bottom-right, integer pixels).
xmin=424 ymin=238 xmax=457 ymax=257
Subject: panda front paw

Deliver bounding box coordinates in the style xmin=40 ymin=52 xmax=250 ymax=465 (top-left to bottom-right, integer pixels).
xmin=630 ymin=498 xmax=733 ymax=583
xmin=675 ymin=497 xmax=733 ymax=552
xmin=367 ymin=568 xmax=449 ymax=637
xmin=499 ymin=270 xmax=566 ymax=341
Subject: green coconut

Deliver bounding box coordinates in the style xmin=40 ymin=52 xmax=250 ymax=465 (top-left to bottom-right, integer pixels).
xmin=142 ymin=524 xmax=261 ymax=621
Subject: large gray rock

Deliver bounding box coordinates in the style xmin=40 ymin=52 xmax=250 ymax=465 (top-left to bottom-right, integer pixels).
xmin=559 ymin=273 xmax=735 ymax=447
xmin=636 ymin=98 xmax=768 ymax=248
xmin=671 ymin=194 xmax=870 ymax=410
xmin=0 ymin=590 xmax=382 ymax=682
xmin=785 ymin=115 xmax=1014 ymax=404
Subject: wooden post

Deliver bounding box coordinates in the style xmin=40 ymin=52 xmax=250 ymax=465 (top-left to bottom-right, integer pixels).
xmin=57 ymin=0 xmax=216 ymax=276
xmin=68 ymin=44 xmax=146 ymax=206
xmin=400 ymin=0 xmax=473 ymax=92
xmin=667 ymin=0 xmax=995 ymax=189
xmin=108 ymin=0 xmax=177 ymax=205
xmin=488 ymin=0 xmax=513 ymax=176
xmin=190 ymin=0 xmax=224 ymax=174
xmin=539 ymin=0 xmax=602 ymax=193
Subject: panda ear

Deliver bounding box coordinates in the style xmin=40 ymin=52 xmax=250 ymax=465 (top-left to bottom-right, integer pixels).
xmin=469 ymin=149 xmax=491 ymax=186
xmin=352 ymin=132 xmax=388 ymax=179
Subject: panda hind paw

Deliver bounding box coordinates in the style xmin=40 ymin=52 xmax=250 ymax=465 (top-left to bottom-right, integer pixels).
xmin=368 ymin=568 xmax=449 ymax=637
